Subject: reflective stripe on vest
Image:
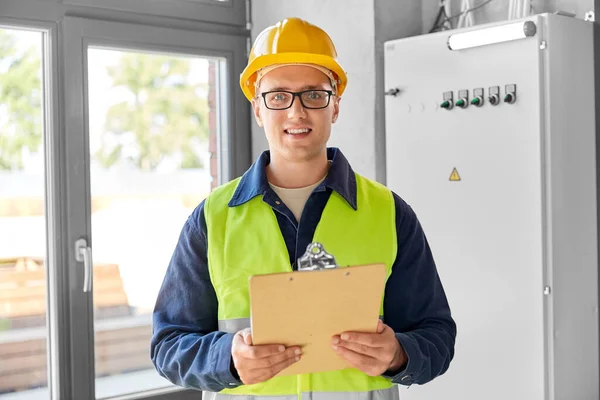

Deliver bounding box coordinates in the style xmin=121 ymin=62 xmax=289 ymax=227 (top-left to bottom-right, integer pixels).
xmin=203 ymin=387 xmax=400 ymax=400
xmin=205 ymin=173 xmax=397 ymax=398
xmin=219 ymin=318 xmax=250 ymax=333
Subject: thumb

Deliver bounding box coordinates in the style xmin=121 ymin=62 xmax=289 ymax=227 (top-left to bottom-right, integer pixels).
xmin=242 ymin=329 xmax=253 ymax=345
xmin=376 ymin=319 xmax=386 ymax=334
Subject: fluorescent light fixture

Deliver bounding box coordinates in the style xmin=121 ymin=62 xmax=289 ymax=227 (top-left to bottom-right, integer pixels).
xmin=448 ymin=21 xmax=537 ymax=50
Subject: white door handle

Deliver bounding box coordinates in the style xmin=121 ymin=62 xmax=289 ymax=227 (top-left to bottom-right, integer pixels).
xmin=75 ymin=238 xmax=93 ymax=292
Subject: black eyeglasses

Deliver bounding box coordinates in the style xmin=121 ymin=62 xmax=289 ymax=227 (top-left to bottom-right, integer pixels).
xmin=259 ymin=90 xmax=334 ymax=110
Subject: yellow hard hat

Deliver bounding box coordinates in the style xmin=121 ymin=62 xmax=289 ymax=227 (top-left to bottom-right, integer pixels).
xmin=240 ymin=17 xmax=348 ymax=101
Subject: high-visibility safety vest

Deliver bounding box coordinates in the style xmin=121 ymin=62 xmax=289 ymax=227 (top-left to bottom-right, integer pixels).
xmin=203 ymin=173 xmax=399 ymax=400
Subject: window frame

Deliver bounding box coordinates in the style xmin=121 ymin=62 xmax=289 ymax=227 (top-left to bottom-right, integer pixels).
xmin=0 ymin=1 xmax=250 ymax=399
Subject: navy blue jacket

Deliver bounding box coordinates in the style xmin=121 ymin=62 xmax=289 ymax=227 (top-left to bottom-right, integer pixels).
xmin=151 ymin=148 xmax=456 ymax=391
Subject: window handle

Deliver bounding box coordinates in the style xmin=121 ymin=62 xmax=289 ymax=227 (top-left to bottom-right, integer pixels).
xmin=75 ymin=238 xmax=93 ymax=292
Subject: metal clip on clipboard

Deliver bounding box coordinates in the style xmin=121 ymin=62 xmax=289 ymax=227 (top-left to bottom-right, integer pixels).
xmin=297 ymin=243 xmax=337 ymax=271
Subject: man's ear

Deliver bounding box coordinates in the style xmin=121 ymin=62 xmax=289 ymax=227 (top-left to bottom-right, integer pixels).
xmin=251 ymin=98 xmax=264 ymax=127
xmin=332 ymin=96 xmax=341 ymax=123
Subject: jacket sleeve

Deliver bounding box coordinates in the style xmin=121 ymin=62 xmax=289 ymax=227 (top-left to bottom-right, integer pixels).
xmin=150 ymin=201 xmax=243 ymax=391
xmin=381 ymin=193 xmax=457 ymax=386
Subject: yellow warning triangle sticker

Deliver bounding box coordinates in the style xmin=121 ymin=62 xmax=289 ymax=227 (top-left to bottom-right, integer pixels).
xmin=449 ymin=167 xmax=461 ymax=181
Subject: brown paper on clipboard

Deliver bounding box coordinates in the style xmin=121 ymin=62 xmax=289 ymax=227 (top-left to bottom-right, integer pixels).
xmin=249 ymin=263 xmax=386 ymax=376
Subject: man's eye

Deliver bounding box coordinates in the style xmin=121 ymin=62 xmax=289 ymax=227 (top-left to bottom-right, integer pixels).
xmin=307 ymin=91 xmax=323 ymax=99
xmin=268 ymin=92 xmax=290 ymax=102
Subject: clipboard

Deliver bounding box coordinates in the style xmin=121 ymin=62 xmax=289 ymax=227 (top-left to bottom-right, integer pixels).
xmin=249 ymin=243 xmax=387 ymax=376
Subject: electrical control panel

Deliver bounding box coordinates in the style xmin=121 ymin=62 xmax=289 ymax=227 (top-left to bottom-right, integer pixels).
xmin=438 ymin=85 xmax=516 ymax=110
xmin=384 ymin=14 xmax=598 ymax=400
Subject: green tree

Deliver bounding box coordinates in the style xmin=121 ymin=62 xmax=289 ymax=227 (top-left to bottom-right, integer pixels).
xmin=0 ymin=30 xmax=42 ymax=170
xmin=97 ymin=53 xmax=209 ymax=171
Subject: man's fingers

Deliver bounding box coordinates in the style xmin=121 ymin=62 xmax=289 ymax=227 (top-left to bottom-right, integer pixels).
xmin=333 ymin=346 xmax=380 ymax=376
xmin=235 ymin=329 xmax=283 ymax=358
xmin=336 ymin=331 xmax=382 ymax=347
xmin=251 ymin=347 xmax=301 ymax=369
xmin=241 ymin=343 xmax=284 ymax=358
xmin=333 ymin=338 xmax=386 ymax=360
xmin=254 ymin=352 xmax=301 ymax=381
xmin=237 ymin=340 xmax=302 ymax=360
xmin=240 ymin=351 xmax=301 ymax=385
xmin=336 ymin=321 xmax=392 ymax=347
xmin=243 ymin=332 xmax=253 ymax=346
xmin=240 ymin=328 xmax=253 ymax=346
xmin=232 ymin=329 xmax=303 ymax=385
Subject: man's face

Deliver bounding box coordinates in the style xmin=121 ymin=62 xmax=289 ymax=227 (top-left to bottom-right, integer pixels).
xmin=252 ymin=65 xmax=340 ymax=163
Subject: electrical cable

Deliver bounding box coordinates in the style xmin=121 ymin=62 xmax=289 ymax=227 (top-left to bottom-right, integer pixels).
xmin=463 ymin=0 xmax=474 ymax=27
xmin=435 ymin=0 xmax=495 ymax=28
xmin=458 ymin=0 xmax=467 ymax=28
xmin=443 ymin=0 xmax=453 ymax=30
xmin=429 ymin=1 xmax=452 ymax=33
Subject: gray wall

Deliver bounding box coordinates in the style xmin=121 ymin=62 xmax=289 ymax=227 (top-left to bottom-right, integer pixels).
xmin=250 ymin=0 xmax=596 ymax=183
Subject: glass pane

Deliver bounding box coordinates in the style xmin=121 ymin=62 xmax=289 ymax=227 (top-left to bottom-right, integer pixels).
xmin=87 ymin=47 xmax=221 ymax=398
xmin=0 ymin=28 xmax=49 ymax=399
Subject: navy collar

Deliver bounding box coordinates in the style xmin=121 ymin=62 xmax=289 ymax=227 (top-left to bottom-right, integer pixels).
xmin=228 ymin=147 xmax=357 ymax=210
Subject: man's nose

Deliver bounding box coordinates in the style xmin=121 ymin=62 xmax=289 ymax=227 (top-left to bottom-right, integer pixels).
xmin=287 ymin=95 xmax=307 ymax=119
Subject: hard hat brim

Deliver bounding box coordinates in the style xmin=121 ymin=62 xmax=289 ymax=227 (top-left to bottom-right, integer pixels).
xmin=240 ymin=52 xmax=347 ymax=101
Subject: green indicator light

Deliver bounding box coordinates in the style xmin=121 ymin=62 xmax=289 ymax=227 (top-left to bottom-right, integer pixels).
xmin=441 ymin=101 xmax=450 ymax=108
xmin=471 ymin=98 xmax=480 ymax=105
xmin=456 ymin=99 xmax=465 ymax=107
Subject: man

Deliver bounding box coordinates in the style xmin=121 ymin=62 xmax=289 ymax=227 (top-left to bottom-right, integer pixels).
xmin=151 ymin=17 xmax=456 ymax=399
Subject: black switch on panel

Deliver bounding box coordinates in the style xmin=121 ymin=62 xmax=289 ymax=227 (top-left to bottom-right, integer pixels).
xmin=488 ymin=86 xmax=500 ymax=106
xmin=441 ymin=91 xmax=454 ymax=110
xmin=456 ymin=89 xmax=469 ymax=109
xmin=504 ymin=84 xmax=517 ymax=104
xmin=471 ymin=88 xmax=484 ymax=107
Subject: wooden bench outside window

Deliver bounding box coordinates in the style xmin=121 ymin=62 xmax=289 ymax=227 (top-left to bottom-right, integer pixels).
xmin=0 ymin=257 xmax=154 ymax=394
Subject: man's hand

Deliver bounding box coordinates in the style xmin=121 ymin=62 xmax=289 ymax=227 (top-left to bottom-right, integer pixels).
xmin=231 ymin=328 xmax=301 ymax=385
xmin=331 ymin=320 xmax=407 ymax=376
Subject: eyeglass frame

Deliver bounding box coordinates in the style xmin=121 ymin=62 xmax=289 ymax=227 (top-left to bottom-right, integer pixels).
xmin=257 ymin=89 xmax=336 ymax=110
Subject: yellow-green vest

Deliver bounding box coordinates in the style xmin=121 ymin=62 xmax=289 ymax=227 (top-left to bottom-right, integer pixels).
xmin=203 ymin=173 xmax=399 ymax=400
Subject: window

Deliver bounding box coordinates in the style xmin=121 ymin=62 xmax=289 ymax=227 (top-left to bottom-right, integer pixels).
xmin=0 ymin=26 xmax=49 ymax=400
xmin=0 ymin=1 xmax=249 ymax=398
xmin=87 ymin=47 xmax=222 ymax=397
xmin=62 ymin=15 xmax=249 ymax=399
